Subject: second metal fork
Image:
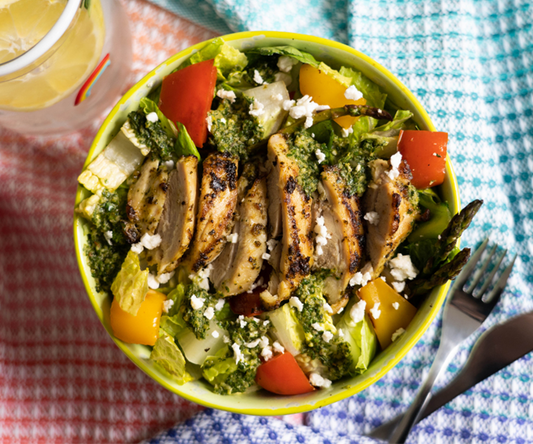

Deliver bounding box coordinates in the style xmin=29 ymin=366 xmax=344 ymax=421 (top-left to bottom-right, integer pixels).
xmin=377 ymin=239 xmax=515 ymax=443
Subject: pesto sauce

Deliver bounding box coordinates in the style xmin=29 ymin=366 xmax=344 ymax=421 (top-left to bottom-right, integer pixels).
xmin=286 ymin=131 xmax=324 ymax=196
xmin=182 ymin=282 xmax=215 ymax=340
xmin=292 ymin=272 xmax=352 ymax=381
xmin=92 ymin=188 xmax=128 ymax=245
xmin=127 ymin=110 xmax=175 ymax=161
xmin=335 ymin=138 xmax=379 ymax=197
xmin=208 ymin=95 xmax=263 ymax=161
xmin=84 ymin=228 xmax=128 ymax=294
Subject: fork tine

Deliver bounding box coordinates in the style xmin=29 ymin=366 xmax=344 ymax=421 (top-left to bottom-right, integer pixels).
xmin=452 ymin=238 xmax=490 ymax=290
xmin=483 ymin=254 xmax=517 ymax=304
xmin=476 ymin=250 xmax=507 ymax=299
xmin=465 ymin=244 xmax=498 ymax=294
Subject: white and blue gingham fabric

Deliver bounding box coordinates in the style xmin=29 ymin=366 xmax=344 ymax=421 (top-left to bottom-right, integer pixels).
xmin=145 ymin=1 xmax=533 ymax=442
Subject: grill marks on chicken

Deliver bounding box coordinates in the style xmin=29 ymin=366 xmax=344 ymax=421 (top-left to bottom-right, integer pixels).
xmin=262 ymin=134 xmax=314 ymax=309
xmin=210 ymin=175 xmax=268 ymax=296
xmin=315 ymin=166 xmax=365 ymax=311
xmin=364 ymin=159 xmax=419 ymax=277
xmin=126 ymin=157 xmax=168 ymax=239
xmin=186 ymin=152 xmax=239 ymax=273
xmin=148 ymin=156 xmax=198 ymax=275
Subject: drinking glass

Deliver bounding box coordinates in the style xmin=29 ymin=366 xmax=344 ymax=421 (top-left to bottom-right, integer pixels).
xmin=0 ymin=0 xmax=132 ymax=135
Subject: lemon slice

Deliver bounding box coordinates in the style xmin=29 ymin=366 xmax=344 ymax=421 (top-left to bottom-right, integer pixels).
xmin=0 ymin=0 xmax=105 ymax=111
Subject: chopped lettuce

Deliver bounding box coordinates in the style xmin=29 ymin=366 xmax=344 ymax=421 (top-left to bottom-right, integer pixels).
xmin=339 ymin=66 xmax=387 ymax=109
xmin=110 ymin=250 xmax=149 ymax=316
xmin=201 ymin=345 xmax=241 ymax=393
xmin=267 ymin=303 xmax=306 ymax=356
xmin=150 ymin=331 xmax=194 ymax=385
xmin=175 ymin=122 xmax=201 ymax=160
xmin=336 ymin=299 xmax=377 ymax=375
xmin=176 ymin=320 xmax=227 ymax=365
xmin=364 ymin=109 xmax=415 ymax=158
xmin=245 ymin=45 xmax=319 ymax=68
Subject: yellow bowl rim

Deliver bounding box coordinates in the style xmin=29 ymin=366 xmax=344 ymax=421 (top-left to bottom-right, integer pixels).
xmin=73 ymin=30 xmax=461 ymax=416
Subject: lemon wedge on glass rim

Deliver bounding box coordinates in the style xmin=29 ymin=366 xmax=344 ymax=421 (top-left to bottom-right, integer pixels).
xmin=0 ymin=0 xmax=105 ymax=111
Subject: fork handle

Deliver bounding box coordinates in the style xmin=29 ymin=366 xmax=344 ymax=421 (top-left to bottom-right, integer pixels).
xmin=388 ymin=340 xmax=458 ymax=443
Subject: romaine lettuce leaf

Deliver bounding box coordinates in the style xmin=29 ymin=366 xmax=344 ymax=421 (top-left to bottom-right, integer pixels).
xmin=267 ymin=303 xmax=306 ymax=356
xmin=175 ymin=122 xmax=201 ymax=160
xmin=110 ymin=250 xmax=149 ymax=316
xmin=245 ymin=45 xmax=319 ymax=68
xmin=362 ymin=109 xmax=415 ymax=158
xmin=339 ymin=66 xmax=387 ymax=109
xmin=336 ymin=300 xmax=378 ymax=374
xmin=176 ymin=320 xmax=227 ymax=365
xmin=150 ymin=331 xmax=194 ymax=385
xmin=214 ymin=44 xmax=248 ymax=77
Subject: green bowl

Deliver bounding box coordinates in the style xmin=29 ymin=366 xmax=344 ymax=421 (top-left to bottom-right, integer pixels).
xmin=74 ymin=31 xmax=460 ymax=415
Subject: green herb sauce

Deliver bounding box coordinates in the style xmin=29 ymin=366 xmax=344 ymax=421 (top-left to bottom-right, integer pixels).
xmin=286 ymin=130 xmax=324 ymax=196
xmin=208 ymin=95 xmax=263 ymax=160
xmin=182 ymin=282 xmax=215 ymax=340
xmin=92 ymin=188 xmax=128 ymax=245
xmin=127 ymin=110 xmax=175 ymax=161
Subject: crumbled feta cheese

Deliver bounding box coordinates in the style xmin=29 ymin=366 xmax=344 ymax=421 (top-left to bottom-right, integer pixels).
xmin=190 ymin=295 xmax=205 ymax=310
xmin=309 ymin=373 xmax=332 ymax=388
xmin=220 ymin=117 xmax=226 ymax=124
xmin=206 ymin=115 xmax=212 ymax=132
xmin=212 ymin=330 xmax=220 ymax=339
xmin=350 ymin=299 xmax=367 ymax=324
xmin=370 ymin=302 xmax=381 ymax=320
xmin=389 ymin=254 xmax=419 ymax=281
xmin=344 ymin=85 xmax=364 ymax=101
xmin=253 ymin=70 xmax=265 ymax=85
xmin=392 ymin=302 xmax=400 ymax=310
xmin=140 ymin=233 xmax=162 ymax=250
xmin=192 ymin=264 xmax=213 ymax=290
xmin=266 ymin=239 xmax=278 ymax=252
xmin=270 ymin=93 xmax=284 ymax=101
xmin=223 ymin=335 xmax=231 ymax=344
xmin=227 ymin=232 xmax=239 ymax=244
xmin=216 ymin=89 xmax=237 ymax=103
xmin=277 ymin=55 xmax=298 ymax=72
xmin=261 ymin=252 xmax=271 ymax=260
xmin=215 ymin=298 xmax=225 ymax=311
xmin=289 ymin=296 xmax=304 ymax=312
xmin=147 ymin=273 xmax=160 ymax=290
xmin=146 ymin=112 xmax=159 ymax=123
xmin=261 ymin=346 xmax=273 ymax=361
xmin=162 ymin=299 xmax=174 ymax=313
xmin=392 ymin=281 xmax=406 ymax=293
xmin=203 ymin=306 xmax=215 ymax=320
xmin=238 ymin=315 xmax=247 ymax=328
xmin=386 ymin=152 xmax=403 ymax=180
xmin=232 ymin=343 xmax=243 ymax=364
xmin=282 ymin=99 xmax=295 ymax=111
xmin=315 ymin=148 xmax=326 ymax=164
xmin=164 ymin=160 xmax=175 ymax=170
xmin=391 ymin=328 xmax=405 ymax=342
xmin=314 ymin=215 xmax=332 ymax=256
xmin=323 ymin=301 xmax=333 ymax=314
xmin=131 ymin=243 xmax=144 ymax=254
xmin=349 ymin=262 xmax=374 ymax=287
xmin=287 ymin=95 xmax=330 ymax=129
xmin=274 ymin=72 xmax=292 ymax=86
xmin=259 ymin=336 xmax=269 ymax=348
xmin=272 ymin=341 xmax=284 ymax=354
xmin=364 ymin=211 xmax=380 ymax=226
xmin=312 ymin=323 xmax=324 ymax=332
xmin=249 ymin=99 xmax=265 ymax=117
xmin=263 ymin=320 xmax=270 ymax=327
xmin=322 ymin=331 xmax=334 ymax=343
xmin=157 ymin=271 xmax=175 ymax=285
xmin=104 ymin=230 xmax=113 ymax=246
xmin=245 ymin=339 xmax=261 ymax=348
xmin=380 ymin=276 xmax=387 ymax=281
xmin=341 ymin=126 xmax=354 ymax=138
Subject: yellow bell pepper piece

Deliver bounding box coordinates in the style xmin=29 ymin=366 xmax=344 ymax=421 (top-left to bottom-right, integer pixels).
xmin=357 ymin=279 xmax=417 ymax=350
xmin=110 ymin=289 xmax=166 ymax=346
xmin=299 ymin=64 xmax=366 ymax=129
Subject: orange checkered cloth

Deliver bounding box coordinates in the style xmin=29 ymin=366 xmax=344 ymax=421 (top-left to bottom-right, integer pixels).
xmin=0 ymin=2 xmax=301 ymax=442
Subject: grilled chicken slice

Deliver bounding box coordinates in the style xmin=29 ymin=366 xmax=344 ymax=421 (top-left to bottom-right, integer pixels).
xmin=125 ymin=157 xmax=168 ymax=238
xmin=147 ymin=156 xmax=198 ymax=275
xmin=210 ymin=176 xmax=268 ymax=296
xmin=261 ymin=134 xmax=314 ymax=309
xmin=186 ymin=152 xmax=239 ymax=273
xmin=315 ymin=166 xmax=365 ymax=310
xmin=364 ymin=158 xmax=419 ymax=277
xmin=267 ymin=159 xmax=282 ymax=238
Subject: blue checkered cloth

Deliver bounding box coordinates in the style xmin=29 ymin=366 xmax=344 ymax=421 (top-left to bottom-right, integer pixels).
xmin=144 ymin=0 xmax=533 ymax=442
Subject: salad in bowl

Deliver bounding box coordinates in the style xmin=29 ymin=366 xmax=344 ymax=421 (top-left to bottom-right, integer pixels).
xmin=74 ymin=32 xmax=480 ymax=412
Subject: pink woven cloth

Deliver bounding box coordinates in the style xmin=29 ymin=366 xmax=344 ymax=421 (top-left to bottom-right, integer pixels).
xmin=0 ymin=2 xmax=213 ymax=443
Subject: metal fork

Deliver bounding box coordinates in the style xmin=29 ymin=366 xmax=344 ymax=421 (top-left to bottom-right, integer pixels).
xmin=381 ymin=239 xmax=515 ymax=443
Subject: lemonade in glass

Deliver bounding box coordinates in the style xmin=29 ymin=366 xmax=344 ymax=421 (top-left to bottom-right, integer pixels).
xmin=0 ymin=0 xmax=132 ymax=135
